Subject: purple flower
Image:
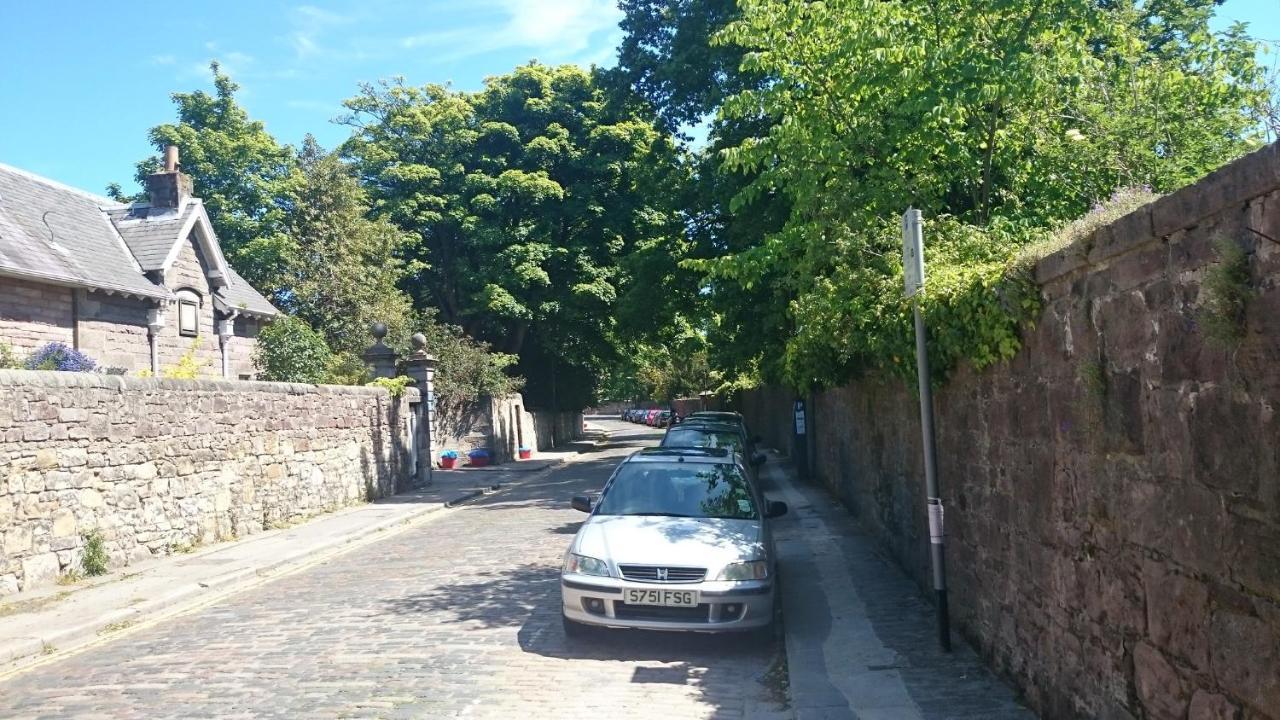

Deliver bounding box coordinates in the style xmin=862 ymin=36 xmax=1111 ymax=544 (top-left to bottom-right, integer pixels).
xmin=23 ymin=342 xmax=98 ymax=372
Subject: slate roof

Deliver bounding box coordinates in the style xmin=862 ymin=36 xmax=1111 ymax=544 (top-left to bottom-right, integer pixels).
xmin=0 ymin=163 xmax=168 ymax=299
xmin=216 ymin=265 xmax=278 ymax=317
xmin=104 ymin=202 xmax=199 ymax=272
xmin=0 ymin=162 xmax=276 ymax=318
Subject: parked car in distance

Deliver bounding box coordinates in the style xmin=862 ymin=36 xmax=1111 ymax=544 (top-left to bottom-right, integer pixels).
xmin=661 ymin=421 xmax=767 ymax=478
xmin=561 ymin=447 xmax=787 ymax=637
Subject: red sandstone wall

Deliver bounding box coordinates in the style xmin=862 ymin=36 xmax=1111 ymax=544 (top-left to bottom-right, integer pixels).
xmin=740 ymin=143 xmax=1280 ymax=719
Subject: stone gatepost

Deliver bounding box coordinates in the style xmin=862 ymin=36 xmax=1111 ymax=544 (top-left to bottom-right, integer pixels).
xmin=402 ymin=333 xmax=438 ymax=488
xmin=362 ymin=322 xmax=397 ymax=379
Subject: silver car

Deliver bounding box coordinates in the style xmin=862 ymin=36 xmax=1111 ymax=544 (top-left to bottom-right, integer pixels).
xmin=560 ymin=447 xmax=787 ymax=636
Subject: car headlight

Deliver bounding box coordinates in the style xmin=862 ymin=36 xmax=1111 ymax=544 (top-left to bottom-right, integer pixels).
xmin=717 ymin=560 xmax=768 ymax=581
xmin=563 ymin=553 xmax=611 ymax=577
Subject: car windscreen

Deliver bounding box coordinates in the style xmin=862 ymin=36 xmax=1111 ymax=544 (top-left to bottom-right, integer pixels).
xmin=661 ymin=427 xmax=742 ymax=452
xmin=595 ymin=462 xmax=758 ymax=520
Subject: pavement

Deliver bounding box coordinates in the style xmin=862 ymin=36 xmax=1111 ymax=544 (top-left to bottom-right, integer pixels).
xmin=0 ymin=437 xmax=596 ymax=674
xmin=0 ymin=418 xmax=1037 ymax=719
xmin=765 ymin=455 xmax=1036 ymax=719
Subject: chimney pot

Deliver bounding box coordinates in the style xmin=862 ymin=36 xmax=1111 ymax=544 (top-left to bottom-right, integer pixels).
xmin=147 ymin=146 xmax=192 ymax=209
xmin=163 ymin=145 xmax=180 ymax=173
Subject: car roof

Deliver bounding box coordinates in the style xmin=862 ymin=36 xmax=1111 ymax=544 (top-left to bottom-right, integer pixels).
xmin=688 ymin=411 xmax=743 ymax=421
xmin=627 ymin=447 xmax=735 ymax=463
xmin=666 ymin=421 xmax=740 ymax=434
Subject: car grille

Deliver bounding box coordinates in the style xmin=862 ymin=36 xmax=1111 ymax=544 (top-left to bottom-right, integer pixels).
xmin=618 ymin=565 xmax=706 ymax=583
xmin=613 ymin=603 xmax=712 ymax=623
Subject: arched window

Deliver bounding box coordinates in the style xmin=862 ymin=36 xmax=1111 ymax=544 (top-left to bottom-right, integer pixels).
xmin=175 ymin=288 xmax=202 ymax=337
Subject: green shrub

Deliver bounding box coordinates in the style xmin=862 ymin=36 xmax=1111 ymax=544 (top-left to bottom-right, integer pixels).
xmin=1200 ymin=235 xmax=1253 ymax=349
xmin=366 ymin=375 xmax=413 ymax=397
xmin=323 ymin=351 xmax=372 ymax=385
xmin=253 ymin=316 xmax=333 ymax=383
xmin=0 ymin=342 xmax=20 ymax=369
xmin=81 ymin=530 xmax=109 ymax=577
xmin=765 ymin=215 xmax=1043 ymax=390
xmin=161 ymin=340 xmax=205 ymax=379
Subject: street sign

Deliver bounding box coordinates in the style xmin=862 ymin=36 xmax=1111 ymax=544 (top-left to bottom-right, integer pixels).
xmin=902 ymin=207 xmax=925 ymax=298
xmin=902 ymin=205 xmax=950 ymax=651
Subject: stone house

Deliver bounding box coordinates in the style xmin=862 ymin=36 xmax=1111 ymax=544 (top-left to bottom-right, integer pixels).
xmin=0 ymin=147 xmax=276 ymax=378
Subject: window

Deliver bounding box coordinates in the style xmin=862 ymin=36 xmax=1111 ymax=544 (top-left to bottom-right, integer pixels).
xmin=594 ymin=463 xmax=758 ymax=520
xmin=176 ymin=289 xmax=201 ymax=337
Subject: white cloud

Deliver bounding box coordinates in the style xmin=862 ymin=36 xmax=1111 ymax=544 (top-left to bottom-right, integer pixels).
xmin=283 ymin=4 xmax=357 ymax=61
xmin=290 ymin=31 xmax=320 ymax=58
xmin=402 ymin=0 xmax=622 ymax=60
xmin=150 ymin=54 xmax=176 ymax=66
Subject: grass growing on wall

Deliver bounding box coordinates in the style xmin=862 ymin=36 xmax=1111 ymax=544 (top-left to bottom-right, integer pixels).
xmin=1200 ymin=235 xmax=1254 ymax=349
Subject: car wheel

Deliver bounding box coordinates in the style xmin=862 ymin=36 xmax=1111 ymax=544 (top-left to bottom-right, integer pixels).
xmin=563 ymin=614 xmax=592 ymax=639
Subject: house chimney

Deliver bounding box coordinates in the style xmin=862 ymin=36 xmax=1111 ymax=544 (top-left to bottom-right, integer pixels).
xmin=145 ymin=145 xmax=192 ymax=209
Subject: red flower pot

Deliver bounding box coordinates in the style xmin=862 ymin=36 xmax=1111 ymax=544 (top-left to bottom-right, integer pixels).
xmin=440 ymin=457 xmax=457 ymax=469
xmin=518 ymin=449 xmax=532 ymax=460
xmin=469 ymin=456 xmax=490 ymax=468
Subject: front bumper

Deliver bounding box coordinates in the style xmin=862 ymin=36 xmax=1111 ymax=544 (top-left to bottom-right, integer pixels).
xmin=561 ymin=573 xmax=774 ymax=632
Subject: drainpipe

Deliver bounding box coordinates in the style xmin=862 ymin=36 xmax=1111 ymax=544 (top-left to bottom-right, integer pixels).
xmin=217 ymin=318 xmax=234 ymax=379
xmin=146 ymin=306 xmax=168 ymax=374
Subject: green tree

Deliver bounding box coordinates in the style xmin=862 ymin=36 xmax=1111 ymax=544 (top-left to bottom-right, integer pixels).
xmin=342 ymin=63 xmax=688 ymax=409
xmin=613 ymin=0 xmax=793 ymax=385
xmin=693 ymin=0 xmax=1269 ymax=389
xmin=253 ymin=316 xmax=332 ymax=384
xmin=273 ymin=136 xmax=417 ymax=357
xmin=136 ymin=62 xmax=301 ymax=288
xmin=611 ymin=0 xmax=749 ymax=133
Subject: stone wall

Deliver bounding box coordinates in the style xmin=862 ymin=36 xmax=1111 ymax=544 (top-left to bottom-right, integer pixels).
xmin=0 ymin=370 xmax=417 ymax=595
xmin=160 ymin=237 xmax=223 ymax=374
xmin=737 ymin=143 xmax=1280 ymax=719
xmin=432 ymin=393 xmax=582 ymax=464
xmin=75 ymin=291 xmax=152 ymax=371
xmin=0 ymin=277 xmax=74 ymax=354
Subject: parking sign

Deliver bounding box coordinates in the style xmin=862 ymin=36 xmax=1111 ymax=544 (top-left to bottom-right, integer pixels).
xmin=902 ymin=208 xmax=924 ymax=298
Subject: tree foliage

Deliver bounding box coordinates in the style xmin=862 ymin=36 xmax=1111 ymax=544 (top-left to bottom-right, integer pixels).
xmin=688 ymin=0 xmax=1270 ymax=389
xmin=342 ymin=62 xmax=690 ymax=409
xmin=253 ymin=315 xmax=332 ymax=384
xmin=136 ymin=62 xmax=301 ymax=289
xmin=272 ymin=136 xmax=417 ymax=357
xmin=611 ymin=0 xmax=749 ymax=133
xmin=136 ymin=66 xmax=527 ymax=404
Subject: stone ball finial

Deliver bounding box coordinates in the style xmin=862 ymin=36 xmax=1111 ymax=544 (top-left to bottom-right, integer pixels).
xmin=370 ymin=322 xmax=388 ymax=341
xmin=411 ymin=333 xmax=427 ymax=351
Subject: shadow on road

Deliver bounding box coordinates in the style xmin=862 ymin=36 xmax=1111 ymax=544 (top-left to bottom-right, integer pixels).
xmin=380 ymin=428 xmax=784 ymax=718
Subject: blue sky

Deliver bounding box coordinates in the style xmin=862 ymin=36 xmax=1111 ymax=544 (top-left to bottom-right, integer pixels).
xmin=1 ymin=0 xmax=1276 ymax=197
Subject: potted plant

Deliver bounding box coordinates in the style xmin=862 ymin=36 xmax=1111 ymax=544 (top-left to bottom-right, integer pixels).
xmin=439 ymin=450 xmax=459 ymax=469
xmin=467 ymin=448 xmax=491 ymax=468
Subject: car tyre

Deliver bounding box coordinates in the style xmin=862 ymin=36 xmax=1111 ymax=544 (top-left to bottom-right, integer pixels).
xmin=562 ymin=614 xmax=592 ymax=640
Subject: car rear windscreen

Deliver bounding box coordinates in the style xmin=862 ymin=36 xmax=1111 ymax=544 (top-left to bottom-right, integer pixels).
xmin=596 ymin=462 xmax=757 ymax=520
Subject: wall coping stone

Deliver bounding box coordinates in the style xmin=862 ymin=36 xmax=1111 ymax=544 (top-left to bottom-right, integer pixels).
xmin=0 ymin=368 xmax=419 ymax=400
xmin=1035 ymin=141 xmax=1280 ymax=286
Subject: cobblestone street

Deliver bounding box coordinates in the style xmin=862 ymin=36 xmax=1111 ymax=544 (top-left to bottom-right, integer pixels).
xmin=0 ymin=421 xmax=784 ymax=719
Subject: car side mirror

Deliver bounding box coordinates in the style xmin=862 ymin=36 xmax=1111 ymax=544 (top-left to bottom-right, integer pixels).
xmin=766 ymin=500 xmax=788 ymax=518
xmin=571 ymin=495 xmax=594 ymax=513
xmin=751 ymin=453 xmax=767 ymax=467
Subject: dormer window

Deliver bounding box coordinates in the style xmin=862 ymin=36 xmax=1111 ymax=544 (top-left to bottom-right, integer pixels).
xmin=176 ymin=289 xmax=201 ymax=337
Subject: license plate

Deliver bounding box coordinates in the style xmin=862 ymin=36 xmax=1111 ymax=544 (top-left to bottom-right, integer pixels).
xmin=623 ymin=588 xmax=699 ymax=607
